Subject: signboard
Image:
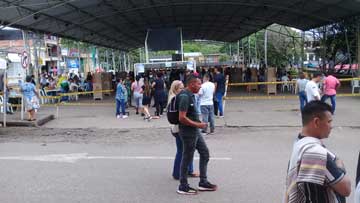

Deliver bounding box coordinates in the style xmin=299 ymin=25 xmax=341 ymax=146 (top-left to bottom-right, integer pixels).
xmin=0 ymin=58 xmax=6 ymax=70
xmin=66 ymin=58 xmax=80 ymax=69
xmin=186 ymin=61 xmax=195 ymax=71
xmin=165 ymin=62 xmax=172 ymax=67
xmin=21 ymin=51 xmax=29 ymax=69
xmin=135 ymin=63 xmax=145 ymax=73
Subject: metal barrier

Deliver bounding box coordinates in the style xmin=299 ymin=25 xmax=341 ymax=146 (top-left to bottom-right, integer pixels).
xmin=225 ymin=77 xmax=360 ymax=100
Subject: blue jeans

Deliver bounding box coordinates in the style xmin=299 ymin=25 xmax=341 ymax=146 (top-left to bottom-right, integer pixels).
xmin=60 ymin=88 xmax=69 ymax=102
xmin=201 ymin=105 xmax=215 ymax=133
xmin=321 ymin=95 xmax=336 ymax=114
xmin=115 ymin=99 xmax=126 ymax=116
xmin=298 ymin=91 xmax=307 ymax=112
xmin=172 ymin=133 xmax=194 ymax=179
xmin=216 ymin=92 xmax=225 ymax=116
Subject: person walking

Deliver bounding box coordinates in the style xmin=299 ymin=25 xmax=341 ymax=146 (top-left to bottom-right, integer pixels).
xmin=168 ymin=80 xmax=198 ymax=181
xmin=131 ymin=75 xmax=143 ymax=115
xmin=284 ymin=101 xmax=351 ymax=203
xmin=115 ymin=78 xmax=128 ymax=119
xmin=305 ymin=72 xmax=322 ymax=102
xmin=198 ymin=74 xmax=215 ymax=134
xmin=213 ymin=67 xmax=226 ymax=117
xmin=321 ymin=73 xmax=340 ymax=114
xmin=19 ymin=75 xmax=40 ymax=121
xmin=152 ymin=72 xmax=166 ymax=117
xmin=177 ymin=76 xmax=217 ymax=195
xmin=295 ymin=72 xmax=309 ymax=112
xmin=141 ymin=79 xmax=152 ymax=121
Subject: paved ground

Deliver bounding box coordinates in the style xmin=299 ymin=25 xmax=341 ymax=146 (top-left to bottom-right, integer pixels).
xmin=0 ymin=96 xmax=359 ymax=203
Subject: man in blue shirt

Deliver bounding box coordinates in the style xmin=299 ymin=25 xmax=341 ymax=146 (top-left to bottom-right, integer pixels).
xmin=213 ymin=67 xmax=225 ymax=117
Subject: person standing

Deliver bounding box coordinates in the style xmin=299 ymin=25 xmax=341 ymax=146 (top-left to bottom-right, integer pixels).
xmin=213 ymin=67 xmax=226 ymax=117
xmin=19 ymin=76 xmax=40 ymax=121
xmin=295 ymin=72 xmax=309 ymax=112
xmin=131 ymin=75 xmax=143 ymax=115
xmin=177 ymin=76 xmax=217 ymax=195
xmin=321 ymin=73 xmax=340 ymax=114
xmin=284 ymin=101 xmax=351 ymax=203
xmin=115 ymin=78 xmax=128 ymax=119
xmin=152 ymin=72 xmax=166 ymax=117
xmin=141 ymin=79 xmax=152 ymax=121
xmin=167 ymin=80 xmax=198 ymax=180
xmin=305 ymin=72 xmax=322 ymax=103
xmin=198 ymin=74 xmax=215 ymax=134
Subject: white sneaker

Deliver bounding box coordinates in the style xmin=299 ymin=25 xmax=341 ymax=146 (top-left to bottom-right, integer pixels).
xmin=122 ymin=115 xmax=128 ymax=119
xmin=116 ymin=115 xmax=121 ymax=119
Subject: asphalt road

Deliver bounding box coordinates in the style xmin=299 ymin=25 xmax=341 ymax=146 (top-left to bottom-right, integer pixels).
xmin=0 ymin=126 xmax=359 ymax=203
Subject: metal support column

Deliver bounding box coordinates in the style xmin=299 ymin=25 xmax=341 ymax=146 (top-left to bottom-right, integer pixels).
xmin=357 ymin=18 xmax=360 ymax=76
xmin=264 ymin=29 xmax=268 ymax=68
xmin=300 ymin=31 xmax=305 ymax=69
xmin=248 ymin=36 xmax=251 ymax=66
xmin=145 ymin=30 xmax=149 ymax=63
xmin=78 ymin=42 xmax=81 ymax=73
xmin=180 ymin=28 xmax=184 ymax=61
xmin=237 ymin=40 xmax=240 ymax=68
xmin=112 ymin=50 xmax=115 ymax=71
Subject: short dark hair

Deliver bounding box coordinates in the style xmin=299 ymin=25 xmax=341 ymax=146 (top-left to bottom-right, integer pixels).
xmin=203 ymin=74 xmax=210 ymax=80
xmin=312 ymin=72 xmax=322 ymax=78
xmin=301 ymin=101 xmax=332 ymax=126
xmin=25 ymin=75 xmax=32 ymax=82
xmin=186 ymin=75 xmax=199 ymax=85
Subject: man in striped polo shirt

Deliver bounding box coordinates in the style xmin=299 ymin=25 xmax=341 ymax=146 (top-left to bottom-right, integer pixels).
xmin=284 ymin=101 xmax=351 ymax=203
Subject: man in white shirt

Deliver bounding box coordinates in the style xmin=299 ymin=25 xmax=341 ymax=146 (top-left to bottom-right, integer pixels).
xmin=305 ymin=72 xmax=322 ymax=103
xmin=198 ymin=74 xmax=215 ymax=134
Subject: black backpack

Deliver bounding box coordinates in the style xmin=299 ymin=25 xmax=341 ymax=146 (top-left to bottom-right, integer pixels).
xmin=167 ymin=95 xmax=179 ymax=124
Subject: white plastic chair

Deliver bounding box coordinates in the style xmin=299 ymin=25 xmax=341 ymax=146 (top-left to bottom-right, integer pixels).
xmin=0 ymin=95 xmax=13 ymax=113
xmin=352 ymin=79 xmax=360 ymax=94
xmin=70 ymin=85 xmax=79 ymax=101
xmin=281 ymin=79 xmax=292 ymax=92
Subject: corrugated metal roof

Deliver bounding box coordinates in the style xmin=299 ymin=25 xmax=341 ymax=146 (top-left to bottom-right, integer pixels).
xmin=0 ymin=0 xmax=359 ymax=50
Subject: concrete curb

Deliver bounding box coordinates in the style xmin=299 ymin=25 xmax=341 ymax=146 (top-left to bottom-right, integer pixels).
xmin=1 ymin=115 xmax=55 ymax=127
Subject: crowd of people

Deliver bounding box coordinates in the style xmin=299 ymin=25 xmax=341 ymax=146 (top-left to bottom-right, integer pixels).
xmin=295 ymin=72 xmax=341 ymax=114
xmin=114 ymin=67 xmax=227 ymax=122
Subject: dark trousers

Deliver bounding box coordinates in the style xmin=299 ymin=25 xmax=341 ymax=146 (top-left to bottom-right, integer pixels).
xmin=179 ymin=129 xmax=210 ymax=186
xmin=213 ymin=99 xmax=219 ymax=116
xmin=172 ymin=132 xmax=194 ymax=179
xmin=154 ymin=92 xmax=165 ymax=116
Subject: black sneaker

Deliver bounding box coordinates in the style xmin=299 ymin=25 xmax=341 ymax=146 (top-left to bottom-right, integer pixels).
xmin=198 ymin=181 xmax=217 ymax=191
xmin=177 ymin=184 xmax=198 ymax=195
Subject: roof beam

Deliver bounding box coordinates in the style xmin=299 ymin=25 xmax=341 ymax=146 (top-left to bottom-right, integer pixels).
xmin=63 ymin=3 xmax=142 ymax=44
xmin=0 ymin=0 xmax=133 ymax=49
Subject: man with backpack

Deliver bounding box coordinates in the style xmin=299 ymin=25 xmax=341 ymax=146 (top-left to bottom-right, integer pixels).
xmin=175 ymin=76 xmax=217 ymax=195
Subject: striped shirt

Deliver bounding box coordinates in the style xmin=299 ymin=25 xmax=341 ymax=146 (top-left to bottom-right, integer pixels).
xmin=284 ymin=135 xmax=346 ymax=203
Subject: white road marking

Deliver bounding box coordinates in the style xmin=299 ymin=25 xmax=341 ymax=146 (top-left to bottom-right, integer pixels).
xmin=0 ymin=153 xmax=232 ymax=163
